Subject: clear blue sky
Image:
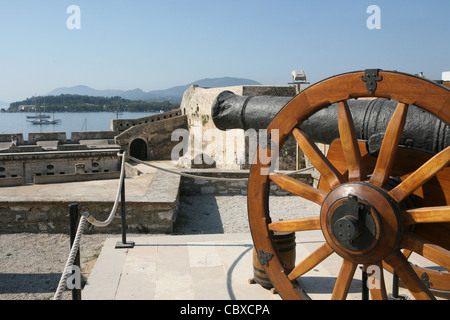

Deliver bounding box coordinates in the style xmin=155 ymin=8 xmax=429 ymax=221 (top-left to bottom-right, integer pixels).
xmin=0 ymin=0 xmax=449 ymax=103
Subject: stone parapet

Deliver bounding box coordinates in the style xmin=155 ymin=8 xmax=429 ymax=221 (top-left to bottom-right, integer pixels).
xmin=70 ymin=131 xmax=118 ymax=143
xmin=111 ymin=109 xmax=183 ymax=133
xmin=28 ymin=132 xmax=67 ymax=144
xmin=0 ymin=149 xmax=121 ymax=184
xmin=180 ymin=85 xmax=300 ymax=170
xmin=180 ymin=170 xmax=312 ymax=196
xmin=114 ymin=114 xmax=188 ymax=161
xmin=0 ymin=199 xmax=178 ymax=234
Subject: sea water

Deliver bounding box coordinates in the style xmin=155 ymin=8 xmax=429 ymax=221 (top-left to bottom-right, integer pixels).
xmin=0 ymin=111 xmax=158 ymax=140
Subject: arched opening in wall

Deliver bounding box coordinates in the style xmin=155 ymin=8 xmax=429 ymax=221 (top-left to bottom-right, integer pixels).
xmin=129 ymin=138 xmax=148 ymax=160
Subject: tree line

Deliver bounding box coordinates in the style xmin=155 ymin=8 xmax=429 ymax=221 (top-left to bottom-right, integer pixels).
xmin=7 ymin=95 xmax=179 ymax=113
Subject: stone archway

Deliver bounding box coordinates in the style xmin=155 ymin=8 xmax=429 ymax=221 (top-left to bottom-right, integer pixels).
xmin=129 ymin=138 xmax=148 ymax=160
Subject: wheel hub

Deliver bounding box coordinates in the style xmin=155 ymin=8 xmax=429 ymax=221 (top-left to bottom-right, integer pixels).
xmin=321 ymin=182 xmax=403 ymax=264
xmin=331 ymin=195 xmax=378 ymax=251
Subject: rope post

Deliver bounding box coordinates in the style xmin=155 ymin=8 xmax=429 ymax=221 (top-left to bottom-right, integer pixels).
xmin=388 ymin=271 xmax=407 ymax=300
xmin=392 ymin=271 xmax=399 ymax=297
xmin=115 ymin=150 xmax=134 ymax=249
xmin=69 ymin=203 xmax=82 ymax=300
xmin=361 ymin=266 xmax=369 ymax=300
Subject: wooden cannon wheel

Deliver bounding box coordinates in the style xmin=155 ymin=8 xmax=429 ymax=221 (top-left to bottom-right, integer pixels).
xmin=248 ymin=70 xmax=450 ymax=300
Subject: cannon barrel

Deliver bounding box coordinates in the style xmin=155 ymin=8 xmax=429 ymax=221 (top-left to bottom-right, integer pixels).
xmin=211 ymin=91 xmax=449 ymax=154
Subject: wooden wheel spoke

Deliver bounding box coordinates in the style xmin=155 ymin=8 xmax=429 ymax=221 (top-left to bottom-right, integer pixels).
xmin=369 ymin=102 xmax=409 ymax=187
xmin=331 ymin=259 xmax=358 ymax=300
xmin=384 ymin=250 xmax=435 ymax=300
xmin=400 ymin=233 xmax=450 ymax=270
xmin=403 ymin=206 xmax=450 ymax=225
xmin=292 ymin=128 xmax=346 ymax=189
xmin=268 ymin=217 xmax=320 ymax=232
xmin=389 ymin=146 xmax=450 ymax=202
xmin=363 ymin=262 xmax=388 ymax=300
xmin=288 ymin=243 xmax=334 ymax=280
xmin=269 ymin=173 xmax=327 ymax=205
xmin=337 ymin=101 xmax=366 ymax=182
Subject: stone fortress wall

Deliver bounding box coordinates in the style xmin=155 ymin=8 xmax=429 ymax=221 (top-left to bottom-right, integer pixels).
xmin=0 ymin=83 xmax=304 ymax=188
xmin=179 ymin=85 xmax=303 ymax=170
xmin=0 ymin=83 xmax=314 ymax=233
xmin=0 ymin=109 xmax=188 ymax=187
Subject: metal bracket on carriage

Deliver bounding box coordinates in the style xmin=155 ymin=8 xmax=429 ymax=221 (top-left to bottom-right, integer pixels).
xmin=257 ymin=249 xmax=273 ymax=266
xmin=361 ymin=69 xmax=383 ymax=94
xmin=421 ymin=272 xmax=433 ymax=288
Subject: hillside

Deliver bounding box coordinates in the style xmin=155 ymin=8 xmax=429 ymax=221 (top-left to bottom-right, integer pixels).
xmin=47 ymin=77 xmax=262 ymax=103
xmin=7 ymin=95 xmax=178 ymax=113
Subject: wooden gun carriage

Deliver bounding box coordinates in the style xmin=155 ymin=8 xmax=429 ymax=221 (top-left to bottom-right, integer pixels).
xmin=211 ymin=70 xmax=450 ymax=300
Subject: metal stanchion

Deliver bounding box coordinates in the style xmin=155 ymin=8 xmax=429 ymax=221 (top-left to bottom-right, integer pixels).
xmin=69 ymin=203 xmax=82 ymax=300
xmin=388 ymin=271 xmax=407 ymax=300
xmin=361 ymin=266 xmax=369 ymax=300
xmin=392 ymin=271 xmax=399 ymax=297
xmin=115 ymin=151 xmax=134 ymax=249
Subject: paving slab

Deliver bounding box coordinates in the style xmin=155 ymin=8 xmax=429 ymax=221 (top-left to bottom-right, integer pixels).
xmin=82 ymin=233 xmax=282 ymax=300
xmin=82 ymin=231 xmax=444 ymax=300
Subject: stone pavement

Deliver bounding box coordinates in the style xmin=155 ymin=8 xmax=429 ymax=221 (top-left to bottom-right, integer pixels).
xmin=82 ymin=233 xmax=282 ymax=300
xmin=81 ymin=230 xmax=426 ymax=300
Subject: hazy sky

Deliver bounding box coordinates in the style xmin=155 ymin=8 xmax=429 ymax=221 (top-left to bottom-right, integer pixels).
xmin=0 ymin=0 xmax=449 ymax=103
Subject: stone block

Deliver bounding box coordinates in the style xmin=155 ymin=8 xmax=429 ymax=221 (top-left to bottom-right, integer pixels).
xmin=200 ymin=186 xmax=215 ymax=195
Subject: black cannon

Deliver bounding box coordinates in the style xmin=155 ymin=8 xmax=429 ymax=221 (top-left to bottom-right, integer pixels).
xmin=211 ymin=90 xmax=449 ymax=155
xmin=219 ymin=70 xmax=450 ymax=301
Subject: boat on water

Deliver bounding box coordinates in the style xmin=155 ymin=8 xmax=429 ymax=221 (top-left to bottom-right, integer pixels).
xmin=27 ymin=99 xmax=52 ymax=119
xmin=26 ymin=98 xmax=56 ymax=122
xmin=27 ymin=115 xmax=62 ymax=125
xmin=26 ymin=114 xmax=51 ymax=119
xmin=27 ymin=118 xmax=62 ymax=125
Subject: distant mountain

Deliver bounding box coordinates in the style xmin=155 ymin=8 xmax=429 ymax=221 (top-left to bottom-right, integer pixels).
xmin=47 ymin=77 xmax=262 ymax=103
xmin=48 ymin=85 xmax=123 ymax=98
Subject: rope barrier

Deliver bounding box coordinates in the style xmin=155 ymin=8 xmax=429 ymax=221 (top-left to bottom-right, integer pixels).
xmin=126 ymin=155 xmax=314 ymax=181
xmin=127 ymin=155 xmax=248 ymax=181
xmin=53 ymin=213 xmax=88 ymax=300
xmin=53 ymin=151 xmax=127 ymax=300
xmin=83 ymin=151 xmax=126 ymax=227
xmin=53 ymin=151 xmax=314 ymax=299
